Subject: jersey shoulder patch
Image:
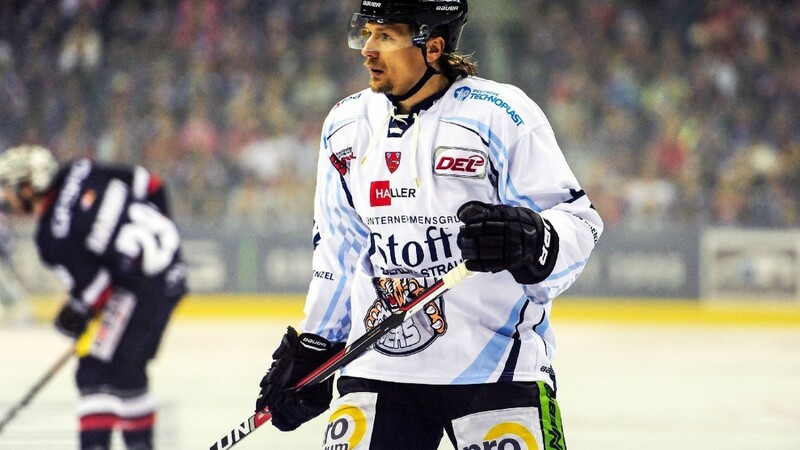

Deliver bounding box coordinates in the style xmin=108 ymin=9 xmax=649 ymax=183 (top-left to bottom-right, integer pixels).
xmin=446 ymin=77 xmax=545 ymax=129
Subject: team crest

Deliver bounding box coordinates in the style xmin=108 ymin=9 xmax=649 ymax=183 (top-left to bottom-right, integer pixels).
xmin=364 ymin=276 xmax=447 ymax=356
xmin=384 ymin=152 xmax=401 ymax=173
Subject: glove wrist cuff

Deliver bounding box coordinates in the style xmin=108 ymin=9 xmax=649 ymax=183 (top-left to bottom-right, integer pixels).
xmin=297 ymin=333 xmax=337 ymax=353
xmin=511 ymin=216 xmax=560 ymax=284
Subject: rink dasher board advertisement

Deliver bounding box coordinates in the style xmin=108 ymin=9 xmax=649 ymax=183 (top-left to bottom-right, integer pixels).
xmin=701 ymin=228 xmax=800 ymax=303
xmin=11 ymin=222 xmax=800 ymax=301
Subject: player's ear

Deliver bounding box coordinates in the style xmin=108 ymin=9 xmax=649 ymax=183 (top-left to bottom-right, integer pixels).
xmin=426 ymin=36 xmax=445 ymax=63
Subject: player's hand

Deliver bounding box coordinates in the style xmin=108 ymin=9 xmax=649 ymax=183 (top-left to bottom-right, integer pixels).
xmin=457 ymin=201 xmax=559 ymax=284
xmin=255 ymin=326 xmax=344 ymax=431
xmin=54 ymin=299 xmax=91 ymax=338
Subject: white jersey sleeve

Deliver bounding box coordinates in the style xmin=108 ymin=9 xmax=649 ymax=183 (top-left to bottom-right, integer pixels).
xmin=438 ymin=80 xmax=602 ymax=303
xmin=497 ymin=85 xmax=602 ymax=303
xmin=299 ymin=92 xmax=372 ymax=343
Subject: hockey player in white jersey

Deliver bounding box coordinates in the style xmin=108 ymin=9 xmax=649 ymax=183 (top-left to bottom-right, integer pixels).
xmin=255 ymin=1 xmax=603 ymax=449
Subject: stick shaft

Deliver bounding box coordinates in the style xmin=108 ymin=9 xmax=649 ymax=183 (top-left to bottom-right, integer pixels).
xmin=208 ymin=262 xmax=471 ymax=450
xmin=0 ymin=345 xmax=74 ymax=434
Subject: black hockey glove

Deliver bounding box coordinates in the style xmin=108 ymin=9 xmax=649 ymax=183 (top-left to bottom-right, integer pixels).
xmin=255 ymin=326 xmax=344 ymax=431
xmin=457 ymin=201 xmax=560 ymax=285
xmin=54 ymin=299 xmax=91 ymax=338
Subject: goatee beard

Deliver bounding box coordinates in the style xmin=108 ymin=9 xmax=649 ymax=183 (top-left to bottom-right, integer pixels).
xmin=369 ymin=79 xmax=392 ymax=94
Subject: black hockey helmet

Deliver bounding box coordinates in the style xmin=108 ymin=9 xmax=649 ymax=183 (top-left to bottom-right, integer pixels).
xmin=349 ymin=0 xmax=468 ymax=53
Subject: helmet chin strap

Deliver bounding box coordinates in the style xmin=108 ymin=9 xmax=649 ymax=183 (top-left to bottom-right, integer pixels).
xmin=385 ymin=45 xmax=441 ymax=104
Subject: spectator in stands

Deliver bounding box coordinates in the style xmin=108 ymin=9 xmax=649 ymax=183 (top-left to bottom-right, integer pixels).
xmin=0 ymin=0 xmax=797 ymax=229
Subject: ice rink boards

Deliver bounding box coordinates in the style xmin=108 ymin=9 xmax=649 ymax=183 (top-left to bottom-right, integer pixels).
xmin=1 ymin=296 xmax=799 ymax=450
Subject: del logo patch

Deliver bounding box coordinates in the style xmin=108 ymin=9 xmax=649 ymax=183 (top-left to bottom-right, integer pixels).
xmin=433 ymin=147 xmax=488 ymax=179
xmin=385 ymin=152 xmax=401 ymax=173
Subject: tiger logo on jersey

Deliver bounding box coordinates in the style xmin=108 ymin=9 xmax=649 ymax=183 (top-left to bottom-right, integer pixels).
xmin=364 ymin=276 xmax=447 ymax=356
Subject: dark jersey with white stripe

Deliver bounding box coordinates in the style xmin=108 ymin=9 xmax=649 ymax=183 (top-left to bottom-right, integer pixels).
xmin=35 ymin=159 xmax=187 ymax=312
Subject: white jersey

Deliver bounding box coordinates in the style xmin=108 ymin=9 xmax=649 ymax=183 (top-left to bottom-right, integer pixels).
xmin=301 ymin=76 xmax=603 ymax=387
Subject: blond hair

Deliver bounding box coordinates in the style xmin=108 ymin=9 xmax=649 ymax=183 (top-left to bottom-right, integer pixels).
xmin=440 ymin=53 xmax=478 ymax=81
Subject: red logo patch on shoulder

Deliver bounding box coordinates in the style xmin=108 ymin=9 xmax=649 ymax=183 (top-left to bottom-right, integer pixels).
xmin=330 ymin=147 xmax=354 ymax=176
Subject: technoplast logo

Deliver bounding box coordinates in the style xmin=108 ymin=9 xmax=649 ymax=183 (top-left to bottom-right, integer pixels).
xmin=462 ymin=422 xmax=538 ymax=450
xmin=454 ymin=86 xmax=472 ymax=101
xmin=324 ymin=405 xmax=367 ymax=450
xmin=452 ymin=86 xmax=525 ymax=126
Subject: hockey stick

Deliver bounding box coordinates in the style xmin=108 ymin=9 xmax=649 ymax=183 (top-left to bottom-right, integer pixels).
xmin=209 ymin=262 xmax=472 ymax=450
xmin=0 ymin=344 xmax=74 ymax=434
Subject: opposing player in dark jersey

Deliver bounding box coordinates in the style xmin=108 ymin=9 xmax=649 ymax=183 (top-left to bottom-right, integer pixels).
xmin=0 ymin=145 xmax=187 ymax=450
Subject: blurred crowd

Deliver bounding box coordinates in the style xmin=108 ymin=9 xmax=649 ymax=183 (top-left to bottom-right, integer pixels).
xmin=0 ymin=0 xmax=798 ymax=229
